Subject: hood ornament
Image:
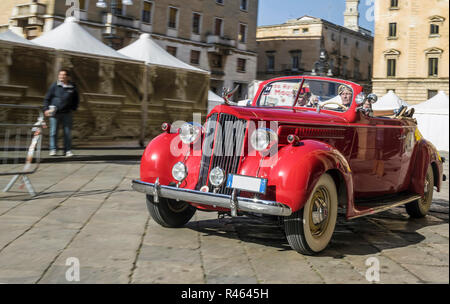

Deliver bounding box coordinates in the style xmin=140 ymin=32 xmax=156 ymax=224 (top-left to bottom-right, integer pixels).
xmin=222 ymin=85 xmax=240 ymax=105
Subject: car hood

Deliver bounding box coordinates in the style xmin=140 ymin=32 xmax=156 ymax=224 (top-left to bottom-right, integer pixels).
xmin=209 ymin=105 xmax=349 ymax=125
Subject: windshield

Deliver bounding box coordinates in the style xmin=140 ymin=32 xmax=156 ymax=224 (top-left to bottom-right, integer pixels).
xmin=257 ymin=79 xmax=354 ymax=112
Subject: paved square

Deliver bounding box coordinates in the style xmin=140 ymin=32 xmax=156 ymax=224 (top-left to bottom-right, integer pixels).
xmin=0 ymin=152 xmax=448 ymax=284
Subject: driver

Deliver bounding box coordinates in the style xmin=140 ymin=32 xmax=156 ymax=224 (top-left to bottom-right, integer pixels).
xmin=338 ymin=85 xmax=352 ymax=108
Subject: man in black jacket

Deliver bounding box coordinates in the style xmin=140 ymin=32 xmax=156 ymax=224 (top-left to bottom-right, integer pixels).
xmin=43 ymin=69 xmax=79 ymax=157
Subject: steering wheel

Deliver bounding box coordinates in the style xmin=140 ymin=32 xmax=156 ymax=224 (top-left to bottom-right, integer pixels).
xmin=319 ymin=100 xmax=348 ymax=111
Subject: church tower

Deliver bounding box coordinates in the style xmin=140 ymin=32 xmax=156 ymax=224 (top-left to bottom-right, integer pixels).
xmin=344 ymin=0 xmax=360 ymax=32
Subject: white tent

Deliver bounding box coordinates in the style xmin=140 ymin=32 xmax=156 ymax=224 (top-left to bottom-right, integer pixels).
xmin=0 ymin=30 xmax=40 ymax=47
xmin=372 ymin=90 xmax=409 ymax=110
xmin=118 ymin=33 xmax=207 ymax=73
xmin=33 ymin=17 xmax=131 ymax=60
xmin=412 ymin=91 xmax=449 ymax=151
xmin=208 ymin=90 xmax=223 ymax=112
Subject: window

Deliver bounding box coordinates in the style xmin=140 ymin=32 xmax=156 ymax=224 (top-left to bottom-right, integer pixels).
xmin=428 ymin=58 xmax=438 ymax=76
xmin=389 ymin=23 xmax=397 ymax=37
xmin=79 ymin=0 xmax=87 ymax=10
xmin=168 ymin=7 xmax=178 ymax=29
xmin=355 ymin=41 xmax=359 ymax=48
xmin=112 ymin=1 xmax=123 ymax=15
xmin=386 ymin=89 xmax=395 ymax=93
xmin=428 ymin=90 xmax=438 ymax=99
xmin=211 ymin=54 xmax=222 ymax=68
xmin=237 ymin=58 xmax=246 ymax=72
xmin=331 ymin=33 xmax=335 ymax=41
xmin=290 ymin=50 xmax=301 ymax=71
xmin=167 ymin=46 xmax=177 ymax=57
xmin=430 ymin=24 xmax=439 ymax=35
xmin=190 ymin=50 xmax=200 ymax=65
xmin=302 ymin=28 xmax=309 ymax=33
xmin=343 ymin=37 xmax=348 ymax=44
xmin=267 ymin=55 xmax=275 ymax=71
xmin=216 ymin=0 xmax=224 ymax=5
xmin=390 ymin=0 xmax=398 ymax=8
xmin=192 ymin=13 xmax=201 ymax=34
xmin=240 ymin=0 xmax=248 ymax=11
xmin=214 ymin=18 xmax=223 ymax=36
xmin=293 ymin=28 xmax=299 ymax=34
xmin=387 ymin=58 xmax=396 ymax=77
xmin=142 ymin=1 xmax=153 ymax=23
xmin=238 ymin=23 xmax=247 ymax=43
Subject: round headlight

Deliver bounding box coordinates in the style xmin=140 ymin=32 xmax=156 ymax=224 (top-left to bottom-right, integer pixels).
xmin=209 ymin=167 xmax=225 ymax=187
xmin=172 ymin=162 xmax=187 ymax=182
xmin=250 ymin=128 xmax=278 ymax=151
xmin=355 ymin=92 xmax=366 ymax=105
xmin=179 ymin=123 xmax=201 ymax=144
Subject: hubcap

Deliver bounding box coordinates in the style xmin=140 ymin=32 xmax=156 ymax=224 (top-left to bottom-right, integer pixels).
xmin=167 ymin=199 xmax=189 ymax=213
xmin=309 ymin=186 xmax=331 ymax=238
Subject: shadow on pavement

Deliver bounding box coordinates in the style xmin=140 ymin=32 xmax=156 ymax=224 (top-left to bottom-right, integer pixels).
xmin=187 ymin=205 xmax=448 ymax=258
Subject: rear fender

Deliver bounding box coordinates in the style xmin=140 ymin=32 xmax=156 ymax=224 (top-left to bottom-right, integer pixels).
xmin=255 ymin=140 xmax=354 ymax=212
xmin=409 ymin=139 xmax=443 ymax=194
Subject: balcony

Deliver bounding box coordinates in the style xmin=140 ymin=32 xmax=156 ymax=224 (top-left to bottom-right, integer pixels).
xmin=102 ymin=13 xmax=139 ymax=29
xmin=207 ymin=35 xmax=236 ymax=47
xmin=10 ymin=2 xmax=46 ymax=27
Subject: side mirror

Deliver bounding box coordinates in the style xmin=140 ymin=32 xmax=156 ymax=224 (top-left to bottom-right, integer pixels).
xmin=367 ymin=93 xmax=378 ymax=104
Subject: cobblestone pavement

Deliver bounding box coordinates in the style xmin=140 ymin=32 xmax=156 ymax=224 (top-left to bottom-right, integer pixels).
xmin=0 ymin=151 xmax=447 ymax=284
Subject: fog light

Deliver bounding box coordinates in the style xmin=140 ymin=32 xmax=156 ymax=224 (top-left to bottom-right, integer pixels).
xmin=172 ymin=162 xmax=187 ymax=182
xmin=209 ymin=167 xmax=225 ymax=187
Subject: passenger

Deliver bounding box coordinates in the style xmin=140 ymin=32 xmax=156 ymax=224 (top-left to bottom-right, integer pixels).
xmin=308 ymin=95 xmax=319 ymax=107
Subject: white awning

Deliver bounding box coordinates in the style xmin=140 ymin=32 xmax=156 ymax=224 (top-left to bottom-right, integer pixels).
xmin=372 ymin=90 xmax=409 ymax=110
xmin=412 ymin=91 xmax=449 ymax=115
xmin=118 ymin=33 xmax=208 ymax=73
xmin=33 ymin=17 xmax=133 ymax=61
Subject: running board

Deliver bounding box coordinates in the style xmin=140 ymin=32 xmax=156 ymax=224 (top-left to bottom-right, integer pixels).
xmin=349 ymin=194 xmax=422 ymax=220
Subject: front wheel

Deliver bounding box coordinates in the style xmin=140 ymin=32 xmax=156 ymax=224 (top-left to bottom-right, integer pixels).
xmin=146 ymin=195 xmax=196 ymax=228
xmin=405 ymin=165 xmax=434 ymax=218
xmin=284 ymin=173 xmax=338 ymax=255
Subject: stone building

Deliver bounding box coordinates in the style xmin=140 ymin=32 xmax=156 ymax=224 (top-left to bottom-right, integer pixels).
xmin=0 ymin=0 xmax=258 ymax=100
xmin=256 ymin=1 xmax=373 ymax=85
xmin=372 ymin=0 xmax=449 ymax=104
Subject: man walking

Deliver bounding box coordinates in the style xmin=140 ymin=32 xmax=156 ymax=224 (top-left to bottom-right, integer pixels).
xmin=43 ymin=69 xmax=79 ymax=157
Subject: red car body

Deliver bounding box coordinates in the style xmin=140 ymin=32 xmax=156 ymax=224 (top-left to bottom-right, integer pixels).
xmin=133 ymin=76 xmax=445 ymax=254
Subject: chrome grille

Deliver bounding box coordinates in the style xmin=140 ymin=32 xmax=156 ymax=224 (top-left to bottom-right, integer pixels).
xmin=196 ymin=113 xmax=247 ymax=194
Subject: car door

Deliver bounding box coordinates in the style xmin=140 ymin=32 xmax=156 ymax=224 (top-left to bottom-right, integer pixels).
xmin=350 ymin=111 xmax=405 ymax=198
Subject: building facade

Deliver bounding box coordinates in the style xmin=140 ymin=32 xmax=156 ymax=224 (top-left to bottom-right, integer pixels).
xmin=256 ymin=9 xmax=373 ymax=85
xmin=372 ymin=0 xmax=449 ymax=104
xmin=0 ymin=0 xmax=258 ymax=100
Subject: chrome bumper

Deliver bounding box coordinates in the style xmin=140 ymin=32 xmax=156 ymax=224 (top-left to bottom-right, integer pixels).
xmin=132 ymin=179 xmax=292 ymax=217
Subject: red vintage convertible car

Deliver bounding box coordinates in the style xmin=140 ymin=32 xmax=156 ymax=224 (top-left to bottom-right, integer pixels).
xmin=132 ymin=76 xmax=445 ymax=255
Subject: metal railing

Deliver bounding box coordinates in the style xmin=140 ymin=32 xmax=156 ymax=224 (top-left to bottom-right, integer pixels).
xmin=0 ymin=104 xmax=45 ymax=196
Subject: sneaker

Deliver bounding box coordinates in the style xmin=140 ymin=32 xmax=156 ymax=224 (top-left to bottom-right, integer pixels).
xmin=65 ymin=151 xmax=74 ymax=157
xmin=49 ymin=150 xmax=57 ymax=156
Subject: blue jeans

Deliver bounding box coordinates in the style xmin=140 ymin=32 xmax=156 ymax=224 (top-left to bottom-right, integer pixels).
xmin=49 ymin=112 xmax=73 ymax=152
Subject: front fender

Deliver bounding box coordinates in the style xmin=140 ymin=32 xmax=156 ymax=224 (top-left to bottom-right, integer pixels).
xmin=140 ymin=132 xmax=192 ymax=185
xmin=254 ymin=140 xmax=354 ymax=212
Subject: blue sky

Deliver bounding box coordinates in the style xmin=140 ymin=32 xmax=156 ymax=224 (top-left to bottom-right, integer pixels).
xmin=258 ymin=0 xmax=375 ymax=33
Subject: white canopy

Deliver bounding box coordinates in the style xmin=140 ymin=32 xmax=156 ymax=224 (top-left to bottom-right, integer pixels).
xmin=33 ymin=17 xmax=132 ymax=60
xmin=412 ymin=91 xmax=449 ymax=151
xmin=208 ymin=90 xmax=223 ymax=112
xmin=0 ymin=29 xmax=41 ymax=47
xmin=412 ymin=91 xmax=449 ymax=114
xmin=372 ymin=90 xmax=409 ymax=110
xmin=118 ymin=33 xmax=207 ymax=73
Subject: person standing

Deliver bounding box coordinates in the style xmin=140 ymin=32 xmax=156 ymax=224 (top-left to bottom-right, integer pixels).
xmin=43 ymin=69 xmax=79 ymax=157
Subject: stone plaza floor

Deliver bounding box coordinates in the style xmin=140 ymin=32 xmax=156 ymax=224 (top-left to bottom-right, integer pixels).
xmin=0 ymin=150 xmax=448 ymax=284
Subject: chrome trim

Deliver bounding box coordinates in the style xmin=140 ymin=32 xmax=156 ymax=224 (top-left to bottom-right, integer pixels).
xmin=132 ymin=179 xmax=292 ymax=217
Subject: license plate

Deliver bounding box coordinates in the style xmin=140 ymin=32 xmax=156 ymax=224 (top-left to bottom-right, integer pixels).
xmin=226 ymin=174 xmax=268 ymax=194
